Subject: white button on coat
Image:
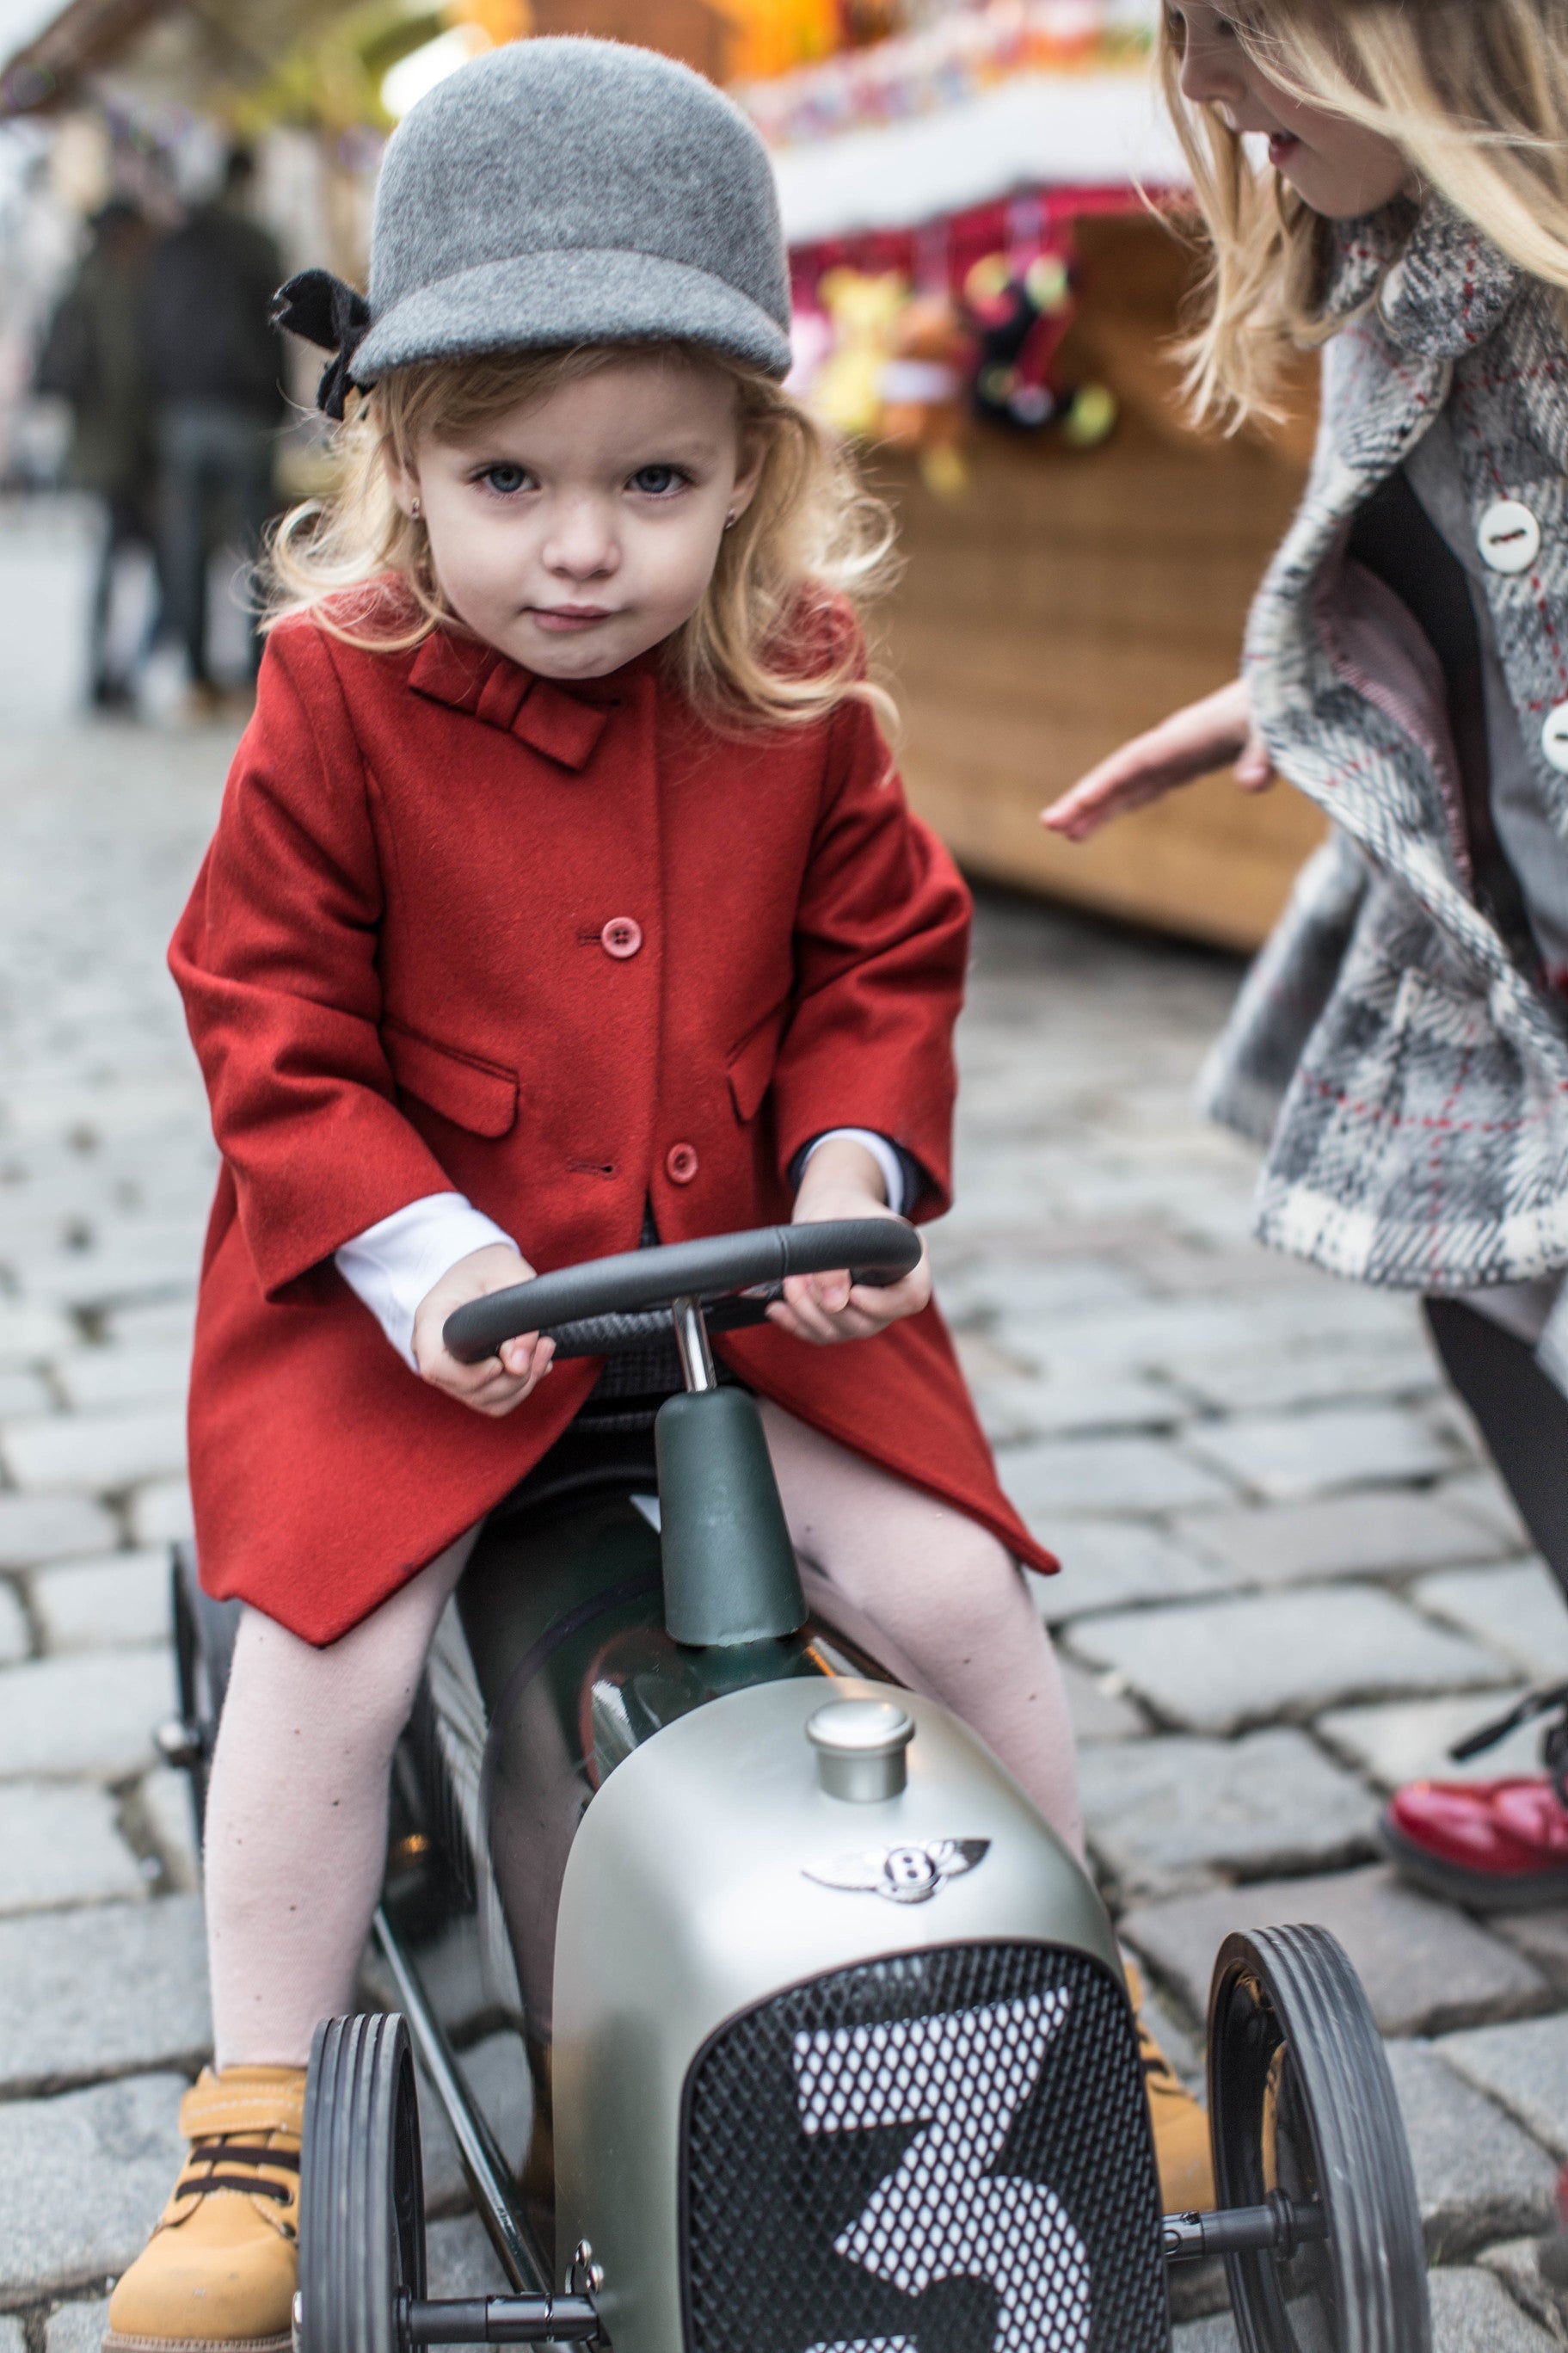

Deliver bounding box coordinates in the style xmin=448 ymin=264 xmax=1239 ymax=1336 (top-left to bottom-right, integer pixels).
xmin=1478 ymin=499 xmax=1542 ymax=575
xmin=1542 ymin=705 xmax=1568 ymax=775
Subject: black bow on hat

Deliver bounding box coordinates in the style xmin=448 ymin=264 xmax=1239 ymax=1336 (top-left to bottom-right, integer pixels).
xmin=269 ymin=268 xmax=372 ymax=420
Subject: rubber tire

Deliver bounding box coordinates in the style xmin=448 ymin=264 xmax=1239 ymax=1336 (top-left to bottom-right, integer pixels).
xmin=169 ymin=1543 xmax=241 ymax=1845
xmin=298 ymin=2013 xmax=427 ymax=2353
xmin=1208 ymin=1924 xmax=1430 ymax=2353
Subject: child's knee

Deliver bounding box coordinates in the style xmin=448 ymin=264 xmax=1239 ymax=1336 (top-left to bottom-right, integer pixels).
xmin=867 ymin=1508 xmax=1038 ymax=1660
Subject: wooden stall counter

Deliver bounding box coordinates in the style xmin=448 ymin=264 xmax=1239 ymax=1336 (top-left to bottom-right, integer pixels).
xmin=876 ymin=216 xmax=1324 ymax=955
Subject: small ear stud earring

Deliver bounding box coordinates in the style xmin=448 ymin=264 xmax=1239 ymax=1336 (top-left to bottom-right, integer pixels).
xmin=411 ymin=496 xmax=421 ymax=520
xmin=724 ymin=511 xmax=737 ymax=530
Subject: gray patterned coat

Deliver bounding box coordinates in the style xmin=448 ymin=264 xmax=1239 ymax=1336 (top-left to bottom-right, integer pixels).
xmin=1202 ymin=196 xmax=1568 ymax=1291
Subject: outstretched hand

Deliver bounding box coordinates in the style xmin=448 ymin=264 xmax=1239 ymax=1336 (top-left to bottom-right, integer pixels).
xmin=767 ymin=1136 xmax=930 ymax=1346
xmin=412 ymin=1241 xmax=556 ymax=1417
xmin=1041 ymin=678 xmax=1273 ymax=843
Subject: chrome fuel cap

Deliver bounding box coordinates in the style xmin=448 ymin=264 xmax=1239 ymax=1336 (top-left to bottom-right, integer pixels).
xmin=807 ymin=1697 xmax=914 ymax=1801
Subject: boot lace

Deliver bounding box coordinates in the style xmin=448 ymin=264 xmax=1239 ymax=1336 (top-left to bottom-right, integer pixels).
xmin=1449 ymin=1680 xmax=1568 ymax=1803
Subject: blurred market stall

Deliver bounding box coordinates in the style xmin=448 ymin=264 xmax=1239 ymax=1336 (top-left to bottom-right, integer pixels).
xmin=1 ymin=0 xmax=1320 ymax=944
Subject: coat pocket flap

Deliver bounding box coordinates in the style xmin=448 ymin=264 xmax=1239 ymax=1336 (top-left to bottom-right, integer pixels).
xmin=727 ymin=1004 xmax=790 ymax=1124
xmin=383 ymin=1021 xmax=518 ymax=1137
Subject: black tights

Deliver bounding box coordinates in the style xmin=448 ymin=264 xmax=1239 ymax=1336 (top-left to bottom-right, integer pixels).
xmin=1423 ymin=1297 xmax=1568 ymax=1593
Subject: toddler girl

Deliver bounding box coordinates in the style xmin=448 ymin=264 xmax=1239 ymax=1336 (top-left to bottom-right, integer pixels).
xmin=1047 ymin=2 xmax=1568 ymax=1911
xmin=106 ymin=40 xmax=1206 ymax=2353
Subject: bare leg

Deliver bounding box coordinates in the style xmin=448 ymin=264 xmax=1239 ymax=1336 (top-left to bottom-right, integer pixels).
xmin=203 ymin=1527 xmax=479 ymax=2069
xmin=759 ymin=1401 xmax=1083 ymax=1858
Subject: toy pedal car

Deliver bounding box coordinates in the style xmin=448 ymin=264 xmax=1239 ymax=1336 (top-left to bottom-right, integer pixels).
xmin=163 ymin=1220 xmax=1431 ymax=2353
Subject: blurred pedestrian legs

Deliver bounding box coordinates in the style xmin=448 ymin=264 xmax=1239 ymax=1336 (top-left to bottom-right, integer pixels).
xmin=35 ymin=197 xmax=160 ymax=711
xmin=147 ymin=148 xmax=285 ymax=713
xmin=156 ymin=402 xmax=276 ymax=704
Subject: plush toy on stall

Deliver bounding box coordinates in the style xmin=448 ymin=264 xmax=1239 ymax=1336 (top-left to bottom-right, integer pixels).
xmin=811 ymin=267 xmax=909 ymax=439
xmin=962 ymin=248 xmax=1116 ymax=450
xmin=876 ymin=291 xmax=974 ymax=496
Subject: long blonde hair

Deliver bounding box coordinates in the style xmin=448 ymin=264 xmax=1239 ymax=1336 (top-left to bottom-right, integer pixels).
xmin=1162 ymin=0 xmax=1568 ymax=426
xmin=266 ymin=341 xmax=895 ymax=730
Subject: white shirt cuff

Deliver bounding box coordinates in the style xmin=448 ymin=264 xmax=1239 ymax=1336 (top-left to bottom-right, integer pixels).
xmin=800 ymin=1129 xmax=907 ymax=1217
xmin=335 ymin=1192 xmax=516 ymax=1371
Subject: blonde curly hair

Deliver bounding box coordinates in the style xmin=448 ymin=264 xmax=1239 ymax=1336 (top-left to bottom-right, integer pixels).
xmin=265 ymin=341 xmax=895 ymax=731
xmin=1161 ymin=0 xmax=1568 ymax=427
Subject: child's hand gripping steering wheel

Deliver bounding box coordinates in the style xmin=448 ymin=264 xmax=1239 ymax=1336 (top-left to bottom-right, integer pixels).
xmin=441 ymin=1218 xmax=922 ymax=1370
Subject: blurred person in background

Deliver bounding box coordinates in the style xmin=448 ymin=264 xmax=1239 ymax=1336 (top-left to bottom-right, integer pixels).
xmin=35 ymin=197 xmax=159 ymax=713
xmin=147 ymin=147 xmax=284 ymax=717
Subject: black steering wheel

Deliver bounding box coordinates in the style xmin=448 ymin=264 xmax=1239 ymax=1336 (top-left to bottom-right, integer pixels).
xmin=442 ymin=1219 xmax=921 ymax=1366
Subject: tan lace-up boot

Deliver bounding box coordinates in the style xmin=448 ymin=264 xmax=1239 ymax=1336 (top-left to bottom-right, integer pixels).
xmin=103 ymin=2066 xmax=304 ymax=2353
xmin=1125 ymin=1962 xmax=1216 ymax=2215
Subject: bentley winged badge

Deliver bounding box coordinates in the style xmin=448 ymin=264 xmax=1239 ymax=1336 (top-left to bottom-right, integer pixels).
xmin=802 ymin=1838 xmax=992 ymax=1905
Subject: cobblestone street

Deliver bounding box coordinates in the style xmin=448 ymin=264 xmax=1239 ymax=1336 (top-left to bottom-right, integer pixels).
xmin=3 ymin=497 xmax=1568 ymax=2348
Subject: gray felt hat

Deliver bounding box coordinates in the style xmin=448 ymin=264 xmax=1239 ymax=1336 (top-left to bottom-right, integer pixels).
xmin=351 ymin=37 xmax=792 ymax=385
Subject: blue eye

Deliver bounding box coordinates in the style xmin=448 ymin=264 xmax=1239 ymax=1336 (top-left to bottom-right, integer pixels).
xmin=480 ymin=464 xmax=530 ymax=495
xmin=630 ymin=464 xmax=686 ymax=495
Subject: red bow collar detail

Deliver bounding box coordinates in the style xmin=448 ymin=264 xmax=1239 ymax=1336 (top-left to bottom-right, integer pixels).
xmin=407 ymin=630 xmax=612 ymax=771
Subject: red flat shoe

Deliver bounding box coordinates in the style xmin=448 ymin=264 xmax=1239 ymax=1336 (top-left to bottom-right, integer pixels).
xmin=1382 ymin=1775 xmax=1568 ymax=1908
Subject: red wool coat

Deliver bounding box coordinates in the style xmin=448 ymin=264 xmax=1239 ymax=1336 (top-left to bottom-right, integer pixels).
xmin=171 ymin=613 xmax=1056 ymax=1642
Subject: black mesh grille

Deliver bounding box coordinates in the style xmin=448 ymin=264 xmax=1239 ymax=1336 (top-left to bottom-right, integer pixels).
xmin=681 ymin=1942 xmax=1166 ymax=2353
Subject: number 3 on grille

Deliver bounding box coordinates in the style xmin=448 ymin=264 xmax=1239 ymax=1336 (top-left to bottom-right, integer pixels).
xmin=791 ymin=1989 xmax=1091 ymax=2352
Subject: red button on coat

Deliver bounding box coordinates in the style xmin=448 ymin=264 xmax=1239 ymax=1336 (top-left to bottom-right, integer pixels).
xmin=666 ymin=1143 xmax=699 ymax=1185
xmin=601 ymin=916 xmax=643 ymax=959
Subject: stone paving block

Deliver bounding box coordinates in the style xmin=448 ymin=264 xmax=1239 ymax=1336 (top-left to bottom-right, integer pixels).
xmin=1479 ymin=2243 xmax=1568 ymax=2348
xmin=0 ymin=1780 xmax=146 ymax=1913
xmin=425 ymin=2211 xmax=511 ymax=2300
xmin=0 ymin=1297 xmax=75 ymax=1368
xmin=1441 ymin=1470 xmax=1532 ymax=1550
xmin=1 ymin=1403 xmax=187 ymax=1494
xmin=1173 ymin=1335 xmax=1440 ymax=1416
xmin=128 ymin=1478 xmax=193 ymax=1546
xmin=26 ymin=1229 xmax=200 ymax=1311
xmin=0 ymin=1648 xmax=175 ymax=1780
xmin=1184 ymin=1404 xmax=1455 ymax=1502
xmin=45 ymin=2301 xmax=113 ymax=2353
xmin=938 ymin=1253 xmax=1147 ymax=1325
xmin=999 ymin=1434 xmax=1235 ymax=1524
xmin=1060 ymin=1656 xmax=1145 ymax=1744
xmin=0 ymin=1577 xmax=28 ymax=1663
xmin=1413 ymin=1562 xmax=1568 ymax=1681
xmin=54 ymin=1344 xmax=190 ymax=1412
xmin=1067 ymin=1586 xmax=1510 ymax=1735
xmin=996 ymin=1297 xmax=1274 ymax=1376
xmin=1441 ymin=2016 xmax=1568 ymax=2160
xmin=0 ymin=1894 xmax=209 ymax=2094
xmin=1319 ymin=1691 xmax=1538 ymax=1792
xmin=102 ymin=1300 xmax=196 ymax=1351
xmin=973 ymin=1370 xmax=1183 ymax=1444
xmin=1031 ymin=1519 xmax=1241 ymax=1625
xmin=1171 ymin=2318 xmax=1239 ymax=2353
xmin=31 ymin=1547 xmax=170 ymax=1651
xmin=0 ymin=1492 xmax=118 ymax=1568
xmin=1079 ymin=1728 xmax=1376 ymax=1897
xmin=0 ymin=2071 xmax=187 ymax=2298
xmin=0 ymin=2322 xmax=22 ymax=2353
xmin=0 ymin=1367 xmax=51 ymax=1415
xmin=1385 ymin=2039 xmax=1558 ymax=2258
xmin=1121 ymin=1866 xmax=1550 ymax=2037
xmin=135 ymin=1765 xmax=200 ymax=1891
xmin=1429 ymin=2267 xmax=1560 ymax=2350
xmin=415 ymin=2070 xmax=471 ymax=2219
xmin=461 ymin=2030 xmax=533 ymax=2176
xmin=1178 ymin=1491 xmax=1512 ymax=1587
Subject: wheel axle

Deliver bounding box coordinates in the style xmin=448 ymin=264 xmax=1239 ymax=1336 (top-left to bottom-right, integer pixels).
xmin=400 ymin=2294 xmax=600 ymax=2344
xmin=1163 ymin=2191 xmax=1329 ymax=2264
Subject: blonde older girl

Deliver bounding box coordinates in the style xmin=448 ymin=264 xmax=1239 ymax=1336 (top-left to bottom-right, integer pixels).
xmin=1048 ymin=0 xmax=1568 ymax=1913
